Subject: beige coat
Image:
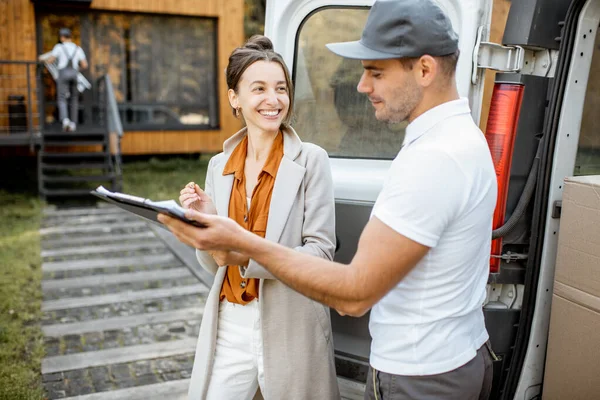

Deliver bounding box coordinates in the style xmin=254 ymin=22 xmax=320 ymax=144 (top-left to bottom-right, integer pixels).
xmin=187 ymin=127 xmax=340 ymax=400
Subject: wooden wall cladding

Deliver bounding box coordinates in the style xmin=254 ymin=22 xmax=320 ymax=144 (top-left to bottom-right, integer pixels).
xmin=0 ymin=0 xmax=39 ymax=137
xmin=480 ymin=0 xmax=512 ymax=132
xmin=89 ymin=0 xmax=220 ymax=17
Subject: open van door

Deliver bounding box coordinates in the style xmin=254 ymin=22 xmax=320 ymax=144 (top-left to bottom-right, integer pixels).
xmin=265 ymin=0 xmax=495 ymax=388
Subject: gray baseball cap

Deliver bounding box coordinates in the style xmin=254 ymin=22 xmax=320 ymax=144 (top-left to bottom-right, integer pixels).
xmin=326 ymin=0 xmax=459 ymax=60
xmin=59 ymin=28 xmax=72 ymax=38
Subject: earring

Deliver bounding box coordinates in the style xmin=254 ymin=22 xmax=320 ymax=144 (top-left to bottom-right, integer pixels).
xmin=235 ymin=107 xmax=241 ymax=118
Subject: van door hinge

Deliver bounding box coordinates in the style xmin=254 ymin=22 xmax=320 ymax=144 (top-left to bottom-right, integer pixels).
xmin=472 ymin=26 xmax=524 ymax=84
xmin=552 ymin=200 xmax=562 ymax=219
xmin=491 ymin=252 xmax=528 ymax=264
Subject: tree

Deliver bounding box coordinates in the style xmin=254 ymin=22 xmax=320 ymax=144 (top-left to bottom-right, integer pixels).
xmin=244 ymin=0 xmax=266 ymax=39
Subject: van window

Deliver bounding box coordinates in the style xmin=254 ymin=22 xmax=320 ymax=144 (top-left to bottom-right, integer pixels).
xmin=293 ymin=8 xmax=406 ymax=159
xmin=574 ymin=28 xmax=600 ymax=175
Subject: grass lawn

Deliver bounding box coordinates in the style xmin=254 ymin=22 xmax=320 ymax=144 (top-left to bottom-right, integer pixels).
xmin=0 ymin=154 xmax=210 ymax=399
xmin=122 ymin=155 xmax=211 ymax=201
xmin=0 ymin=190 xmax=45 ymax=400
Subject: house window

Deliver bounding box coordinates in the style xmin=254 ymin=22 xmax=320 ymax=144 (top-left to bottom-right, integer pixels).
xmin=293 ymin=7 xmax=405 ymax=160
xmin=38 ymin=11 xmax=219 ymax=130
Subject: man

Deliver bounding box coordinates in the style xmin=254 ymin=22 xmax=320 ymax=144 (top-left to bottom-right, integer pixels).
xmin=40 ymin=28 xmax=88 ymax=132
xmin=159 ymin=0 xmax=497 ymax=398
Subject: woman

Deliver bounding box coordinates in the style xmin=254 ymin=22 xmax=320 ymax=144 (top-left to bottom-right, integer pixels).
xmin=179 ymin=35 xmax=340 ymax=400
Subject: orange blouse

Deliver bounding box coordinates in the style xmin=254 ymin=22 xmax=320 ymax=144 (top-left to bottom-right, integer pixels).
xmin=219 ymin=132 xmax=284 ymax=304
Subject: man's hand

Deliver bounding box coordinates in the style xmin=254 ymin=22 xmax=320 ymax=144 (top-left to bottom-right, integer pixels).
xmin=179 ymin=182 xmax=217 ymax=215
xmin=158 ymin=209 xmax=245 ymax=252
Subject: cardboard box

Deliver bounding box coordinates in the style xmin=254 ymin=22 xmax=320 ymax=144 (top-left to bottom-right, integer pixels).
xmin=553 ymin=176 xmax=600 ymax=297
xmin=543 ymin=176 xmax=600 ymax=399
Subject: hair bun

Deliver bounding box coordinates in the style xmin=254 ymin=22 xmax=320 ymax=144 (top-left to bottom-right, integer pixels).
xmin=244 ymin=35 xmax=274 ymax=51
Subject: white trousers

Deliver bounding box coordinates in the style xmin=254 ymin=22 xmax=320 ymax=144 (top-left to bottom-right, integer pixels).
xmin=205 ymin=299 xmax=265 ymax=400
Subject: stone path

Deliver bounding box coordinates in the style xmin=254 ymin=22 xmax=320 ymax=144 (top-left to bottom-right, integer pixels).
xmin=40 ymin=205 xmax=364 ymax=399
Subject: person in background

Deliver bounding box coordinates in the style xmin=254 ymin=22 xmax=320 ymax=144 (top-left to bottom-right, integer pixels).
xmin=39 ymin=28 xmax=88 ymax=132
xmin=179 ymin=35 xmax=340 ymax=399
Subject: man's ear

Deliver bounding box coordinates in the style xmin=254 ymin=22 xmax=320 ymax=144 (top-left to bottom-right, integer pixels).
xmin=227 ymin=88 xmax=238 ymax=110
xmin=415 ymin=55 xmax=437 ymax=88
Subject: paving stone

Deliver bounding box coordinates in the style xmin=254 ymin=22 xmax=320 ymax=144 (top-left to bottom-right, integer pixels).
xmin=114 ymin=379 xmax=137 ymax=390
xmin=132 ymin=361 xmax=153 ymax=377
xmin=110 ymin=364 xmax=133 ymax=382
xmin=154 ymin=358 xmax=182 ymax=374
xmin=136 ymin=373 xmax=160 ymax=386
xmin=88 ymin=366 xmax=110 ymax=383
xmin=67 ymin=382 xmax=95 ymax=397
xmin=53 ymin=271 xmax=65 ymax=280
xmin=64 ymin=369 xmax=86 ymax=382
xmin=123 ymin=332 xmax=142 ymax=347
xmin=168 ymin=323 xmax=186 ymax=334
xmin=156 ymin=334 xmax=172 ymax=342
xmin=44 ymin=381 xmax=67 ymax=394
xmin=45 ymin=345 xmax=61 ymax=357
xmin=104 ymin=330 xmax=120 ymax=341
xmin=173 ymin=355 xmax=195 ymax=373
xmin=103 ymin=340 xmax=121 ymax=350
xmin=180 ymin=370 xmax=191 ymax=379
xmin=47 ymin=389 xmax=67 ymax=399
xmin=43 ymin=372 xmax=64 ymax=383
xmin=83 ymin=332 xmax=103 ymax=344
xmin=161 ymin=371 xmax=182 ymax=381
xmin=92 ymin=379 xmax=114 ymax=392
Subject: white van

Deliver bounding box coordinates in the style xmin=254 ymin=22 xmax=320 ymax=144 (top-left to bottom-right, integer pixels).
xmin=265 ymin=0 xmax=600 ymax=398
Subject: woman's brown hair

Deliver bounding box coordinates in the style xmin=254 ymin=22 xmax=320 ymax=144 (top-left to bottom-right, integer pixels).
xmin=226 ymin=35 xmax=294 ymax=127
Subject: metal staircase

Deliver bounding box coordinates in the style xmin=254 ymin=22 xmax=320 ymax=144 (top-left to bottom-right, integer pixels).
xmin=38 ymin=75 xmax=123 ymax=199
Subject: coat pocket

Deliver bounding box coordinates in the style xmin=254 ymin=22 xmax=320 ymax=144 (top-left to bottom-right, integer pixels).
xmin=310 ymin=300 xmax=332 ymax=344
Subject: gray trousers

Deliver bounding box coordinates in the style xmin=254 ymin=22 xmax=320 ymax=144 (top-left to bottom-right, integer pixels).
xmin=365 ymin=342 xmax=494 ymax=400
xmin=57 ymin=69 xmax=79 ymax=125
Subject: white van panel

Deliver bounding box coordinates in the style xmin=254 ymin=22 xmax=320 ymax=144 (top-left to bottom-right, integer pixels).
xmin=330 ymin=158 xmax=391 ymax=202
xmin=266 ymin=0 xmax=493 ymax=203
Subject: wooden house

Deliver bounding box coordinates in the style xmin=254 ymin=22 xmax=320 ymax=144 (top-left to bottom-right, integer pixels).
xmin=0 ymin=0 xmax=244 ymax=155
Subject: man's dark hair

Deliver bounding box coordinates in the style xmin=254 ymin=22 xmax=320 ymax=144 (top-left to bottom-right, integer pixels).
xmin=436 ymin=50 xmax=460 ymax=77
xmin=398 ymin=50 xmax=460 ymax=78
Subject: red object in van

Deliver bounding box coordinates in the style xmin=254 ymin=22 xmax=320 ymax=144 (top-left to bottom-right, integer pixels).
xmin=485 ymin=83 xmax=524 ymax=273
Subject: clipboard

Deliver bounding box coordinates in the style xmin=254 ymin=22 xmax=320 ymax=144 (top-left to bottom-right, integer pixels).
xmin=91 ymin=186 xmax=207 ymax=228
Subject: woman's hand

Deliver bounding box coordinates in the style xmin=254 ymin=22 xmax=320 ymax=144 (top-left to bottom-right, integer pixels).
xmin=209 ymin=250 xmax=249 ymax=267
xmin=179 ymin=182 xmax=217 ymax=215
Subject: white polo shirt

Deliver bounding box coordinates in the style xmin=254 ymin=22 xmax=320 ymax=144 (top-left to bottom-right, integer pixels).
xmin=369 ymin=98 xmax=497 ymax=376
